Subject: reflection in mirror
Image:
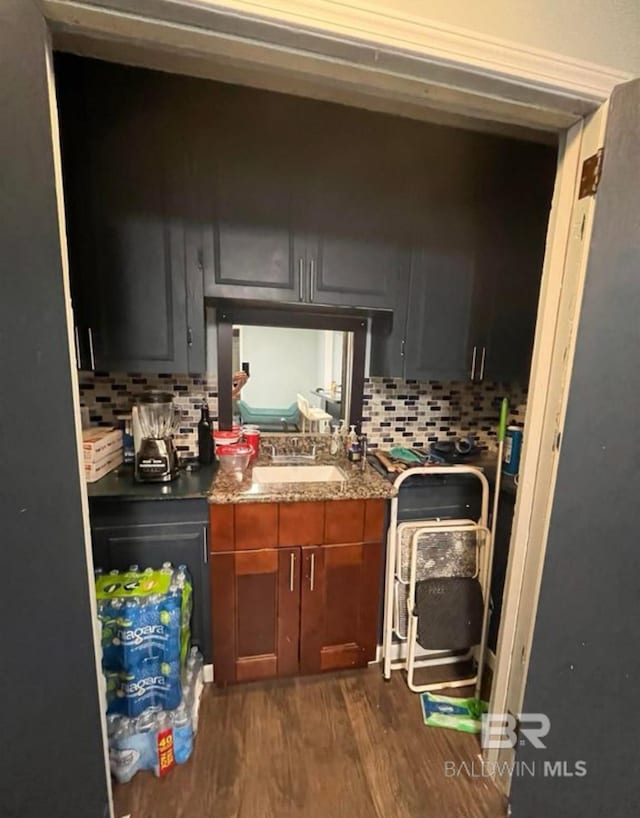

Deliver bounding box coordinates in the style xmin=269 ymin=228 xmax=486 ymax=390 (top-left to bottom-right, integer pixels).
xmin=231 ymin=325 xmax=349 ymax=432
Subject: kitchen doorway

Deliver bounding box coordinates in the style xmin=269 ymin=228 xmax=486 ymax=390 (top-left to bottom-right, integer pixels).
xmin=36 ymin=2 xmax=619 ymax=813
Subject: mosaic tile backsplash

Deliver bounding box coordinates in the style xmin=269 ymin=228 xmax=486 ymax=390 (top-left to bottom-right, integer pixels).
xmin=78 ymin=371 xmax=218 ymax=458
xmin=78 ymin=370 xmax=526 ymax=459
xmin=361 ymin=377 xmax=527 ymax=452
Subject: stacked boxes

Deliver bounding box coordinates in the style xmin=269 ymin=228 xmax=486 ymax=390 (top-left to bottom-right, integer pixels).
xmin=82 ymin=427 xmax=123 ymax=482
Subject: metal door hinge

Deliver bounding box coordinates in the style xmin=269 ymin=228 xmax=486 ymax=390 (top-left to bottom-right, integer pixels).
xmin=578 ymin=148 xmax=604 ymax=199
xmin=553 ymin=431 xmax=562 ymax=451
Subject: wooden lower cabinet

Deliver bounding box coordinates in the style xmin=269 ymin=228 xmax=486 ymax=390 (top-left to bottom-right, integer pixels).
xmin=210 ymin=499 xmax=386 ymax=685
xmin=210 ymin=548 xmax=300 ymax=685
xmin=211 ymin=541 xmax=382 ymax=685
xmin=299 ymin=541 xmax=382 ymax=674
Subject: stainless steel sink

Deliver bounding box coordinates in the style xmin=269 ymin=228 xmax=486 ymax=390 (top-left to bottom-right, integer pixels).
xmin=252 ymin=465 xmax=346 ymax=484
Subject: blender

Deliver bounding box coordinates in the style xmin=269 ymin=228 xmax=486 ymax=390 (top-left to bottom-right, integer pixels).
xmin=134 ymin=392 xmax=179 ymax=482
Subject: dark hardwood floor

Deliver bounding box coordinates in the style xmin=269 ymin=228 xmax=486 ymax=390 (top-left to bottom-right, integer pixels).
xmin=114 ymin=668 xmax=506 ymax=818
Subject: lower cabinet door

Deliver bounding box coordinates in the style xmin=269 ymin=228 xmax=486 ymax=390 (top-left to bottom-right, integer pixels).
xmin=299 ymin=541 xmax=382 ymax=674
xmin=211 ymin=548 xmax=300 ymax=685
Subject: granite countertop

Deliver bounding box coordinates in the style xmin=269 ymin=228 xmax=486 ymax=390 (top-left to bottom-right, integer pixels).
xmin=208 ymin=453 xmax=397 ymax=505
xmin=87 ymin=462 xmax=218 ymax=502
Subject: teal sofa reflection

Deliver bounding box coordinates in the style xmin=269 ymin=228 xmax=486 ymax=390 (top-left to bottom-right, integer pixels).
xmin=236 ymin=400 xmax=300 ymax=430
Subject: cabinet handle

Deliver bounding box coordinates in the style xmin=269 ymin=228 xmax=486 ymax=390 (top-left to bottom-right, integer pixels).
xmin=87 ymin=327 xmax=95 ymax=370
xmin=479 ymin=346 xmax=486 ymax=381
xmin=187 ymin=326 xmax=193 ymax=348
xmin=298 ymin=258 xmax=305 ymax=302
xmin=203 ymin=526 xmax=208 ymax=564
xmin=289 ymin=552 xmax=295 ymax=592
xmin=470 ymin=345 xmax=477 ymax=381
xmin=400 ymin=339 xmax=406 ymax=358
xmin=74 ymin=326 xmax=81 ymax=369
xmin=309 ymin=552 xmax=315 ymax=592
xmin=308 ymin=258 xmax=315 ymax=303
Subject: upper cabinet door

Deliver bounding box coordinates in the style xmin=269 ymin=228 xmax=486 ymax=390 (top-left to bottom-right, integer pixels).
xmin=89 ymin=72 xmax=189 ymax=373
xmin=404 ymin=247 xmax=475 ymax=382
xmin=196 ymin=87 xmax=303 ymax=303
xmin=58 ymin=58 xmax=194 ymax=372
xmin=58 ymin=59 xmax=192 ymax=374
xmin=404 ymin=176 xmax=477 ymax=382
xmin=479 ymin=143 xmax=556 ymax=383
xmin=303 ymin=106 xmax=412 ymax=310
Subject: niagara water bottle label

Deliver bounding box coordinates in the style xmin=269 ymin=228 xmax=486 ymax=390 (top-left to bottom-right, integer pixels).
xmin=157 ymin=728 xmax=176 ymax=776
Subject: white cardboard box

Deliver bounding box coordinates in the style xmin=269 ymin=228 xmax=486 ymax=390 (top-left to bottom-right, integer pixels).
xmin=84 ymin=447 xmax=123 ymax=483
xmin=82 ymin=427 xmax=122 ymax=463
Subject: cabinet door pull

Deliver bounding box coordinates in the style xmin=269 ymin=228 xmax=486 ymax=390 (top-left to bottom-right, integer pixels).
xmin=289 ymin=552 xmax=296 ymax=592
xmin=187 ymin=326 xmax=194 ymax=348
xmin=74 ymin=326 xmax=81 ymax=369
xmin=298 ymin=258 xmax=305 ymax=302
xmin=400 ymin=339 xmax=406 ymax=358
xmin=203 ymin=526 xmax=208 ymax=564
xmin=87 ymin=327 xmax=96 ymax=370
xmin=479 ymin=346 xmax=486 ymax=381
xmin=309 ymin=552 xmax=315 ymax=592
xmin=470 ymin=345 xmax=477 ymax=381
xmin=308 ymin=258 xmax=315 ymax=303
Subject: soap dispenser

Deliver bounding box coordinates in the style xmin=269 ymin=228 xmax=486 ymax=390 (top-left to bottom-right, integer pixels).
xmin=330 ymin=423 xmax=341 ymax=456
xmin=347 ymin=425 xmax=362 ymax=462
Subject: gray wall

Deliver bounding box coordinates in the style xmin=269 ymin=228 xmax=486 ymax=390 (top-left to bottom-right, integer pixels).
xmin=510 ymin=79 xmax=640 ymax=817
xmin=0 ymin=3 xmax=111 ymax=817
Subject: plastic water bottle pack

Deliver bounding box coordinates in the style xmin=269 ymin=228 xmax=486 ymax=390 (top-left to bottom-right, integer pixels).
xmin=96 ymin=564 xmax=202 ymax=780
xmin=96 ymin=563 xmax=192 ymax=717
xmin=107 ymin=647 xmax=204 ymax=783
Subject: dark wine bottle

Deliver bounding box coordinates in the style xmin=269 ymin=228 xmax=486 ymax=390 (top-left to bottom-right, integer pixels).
xmin=197 ymin=403 xmax=214 ymax=464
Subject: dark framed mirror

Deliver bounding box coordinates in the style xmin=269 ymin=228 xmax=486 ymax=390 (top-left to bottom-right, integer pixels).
xmin=213 ymin=303 xmax=367 ymax=432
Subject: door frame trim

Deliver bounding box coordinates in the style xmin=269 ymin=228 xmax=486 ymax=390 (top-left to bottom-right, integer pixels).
xmin=35 ymin=0 xmax=619 ymax=807
xmin=41 ymin=0 xmax=627 ymax=130
xmin=485 ymin=103 xmax=609 ymax=786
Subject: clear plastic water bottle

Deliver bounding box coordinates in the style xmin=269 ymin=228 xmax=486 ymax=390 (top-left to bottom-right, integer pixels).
xmin=172 ymin=703 xmax=193 ymax=765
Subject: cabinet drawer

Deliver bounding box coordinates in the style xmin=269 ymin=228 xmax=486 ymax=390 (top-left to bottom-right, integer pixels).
xmin=210 ymin=499 xmax=387 ymax=551
xmin=279 ymin=501 xmax=324 ymax=546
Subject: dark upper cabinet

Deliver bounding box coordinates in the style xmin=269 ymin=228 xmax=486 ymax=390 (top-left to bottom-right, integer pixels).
xmin=301 ymin=106 xmax=413 ymax=310
xmin=195 ymin=86 xmax=304 ymax=304
xmin=474 ymin=142 xmax=556 ymax=383
xmin=370 ymin=135 xmax=555 ymax=384
xmin=195 ymin=88 xmax=410 ymax=310
xmin=56 ymin=56 xmax=204 ymax=374
xmin=404 ymin=248 xmax=475 ymax=381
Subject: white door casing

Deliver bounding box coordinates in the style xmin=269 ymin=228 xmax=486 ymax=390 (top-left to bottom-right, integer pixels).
xmin=486 ymin=102 xmax=609 ymax=791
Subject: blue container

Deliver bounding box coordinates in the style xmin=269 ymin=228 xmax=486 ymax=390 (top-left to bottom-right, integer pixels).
xmin=503 ymin=426 xmax=523 ymax=475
